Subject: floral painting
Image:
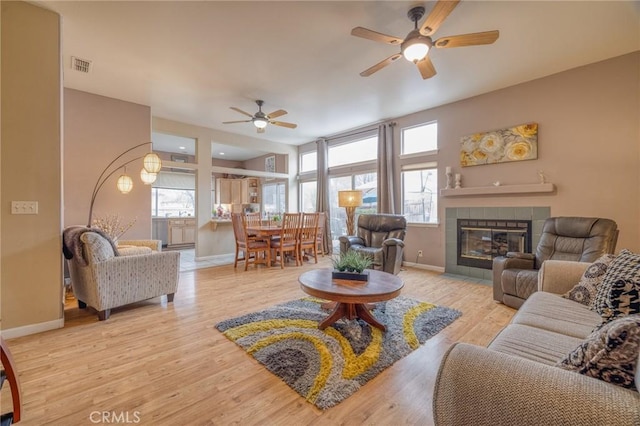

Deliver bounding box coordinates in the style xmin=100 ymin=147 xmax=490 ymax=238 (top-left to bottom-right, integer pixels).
xmin=460 ymin=123 xmax=538 ymax=167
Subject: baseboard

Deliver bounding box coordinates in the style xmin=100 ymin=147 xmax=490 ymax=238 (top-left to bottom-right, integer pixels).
xmin=1 ymin=318 xmax=64 ymax=339
xmin=402 ymin=261 xmax=445 ymax=273
xmin=194 ymin=253 xmax=234 ymax=262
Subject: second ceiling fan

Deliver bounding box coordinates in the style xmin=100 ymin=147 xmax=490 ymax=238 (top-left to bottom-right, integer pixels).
xmin=351 ymin=0 xmax=499 ymax=79
xmin=223 ymin=100 xmax=297 ymax=133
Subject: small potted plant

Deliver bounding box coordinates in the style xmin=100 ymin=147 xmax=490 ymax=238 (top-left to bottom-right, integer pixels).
xmin=271 ymin=214 xmax=282 ymax=226
xmin=331 ymin=250 xmax=373 ymax=281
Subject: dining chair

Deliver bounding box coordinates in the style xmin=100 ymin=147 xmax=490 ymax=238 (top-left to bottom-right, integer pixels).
xmin=244 ymin=211 xmax=263 ymax=239
xmin=271 ymin=212 xmax=302 ymax=268
xmin=231 ymin=213 xmax=271 ymax=270
xmin=299 ymin=212 xmax=319 ymax=263
xmin=315 ymin=211 xmax=327 ymax=257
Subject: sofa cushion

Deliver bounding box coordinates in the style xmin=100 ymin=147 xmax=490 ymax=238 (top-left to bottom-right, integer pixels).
xmin=512 ymin=292 xmax=602 ymax=339
xmin=594 ymin=250 xmax=640 ymax=319
xmin=562 ymin=254 xmax=615 ymax=307
xmin=81 ymin=232 xmax=116 ymax=263
xmin=118 ymin=246 xmax=153 ymax=256
xmin=488 ymin=324 xmax=584 ymax=366
xmin=557 ymin=314 xmax=640 ymax=390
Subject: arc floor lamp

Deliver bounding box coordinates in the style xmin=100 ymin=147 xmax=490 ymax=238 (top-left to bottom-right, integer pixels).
xmin=87 ymin=142 xmax=162 ymax=226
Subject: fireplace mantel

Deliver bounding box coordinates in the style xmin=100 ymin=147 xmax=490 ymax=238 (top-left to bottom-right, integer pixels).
xmin=440 ymin=183 xmax=555 ymax=197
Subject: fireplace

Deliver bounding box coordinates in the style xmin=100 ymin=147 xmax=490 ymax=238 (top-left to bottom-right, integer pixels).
xmin=457 ymin=219 xmax=532 ymax=269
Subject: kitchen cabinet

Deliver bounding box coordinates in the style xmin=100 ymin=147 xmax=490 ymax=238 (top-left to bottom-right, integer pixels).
xmin=216 ymin=178 xmax=260 ymax=205
xmin=217 ymin=179 xmax=232 ymax=204
xmin=168 ymin=218 xmax=196 ymax=246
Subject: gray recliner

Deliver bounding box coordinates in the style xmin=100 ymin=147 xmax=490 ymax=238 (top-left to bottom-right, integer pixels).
xmin=492 ymin=216 xmax=618 ymax=309
xmin=339 ymin=214 xmax=406 ymax=275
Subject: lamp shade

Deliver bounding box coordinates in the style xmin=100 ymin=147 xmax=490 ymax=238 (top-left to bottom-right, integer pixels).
xmin=116 ymin=174 xmax=133 ymax=194
xmin=253 ymin=118 xmax=268 ymax=129
xmin=401 ymin=30 xmax=431 ymax=62
xmin=143 ymin=152 xmax=162 ymax=173
xmin=140 ymin=168 xmax=157 ymax=184
xmin=338 ymin=190 xmax=363 ymax=208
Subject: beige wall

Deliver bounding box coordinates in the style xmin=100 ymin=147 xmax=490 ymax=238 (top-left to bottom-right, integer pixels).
xmin=1 ymin=2 xmax=63 ymax=331
xmin=397 ymin=52 xmax=640 ymax=268
xmin=64 ymin=89 xmax=152 ymax=239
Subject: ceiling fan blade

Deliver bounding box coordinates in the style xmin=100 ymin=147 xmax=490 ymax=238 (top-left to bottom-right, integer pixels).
xmin=434 ymin=30 xmax=499 ymax=48
xmin=222 ymin=120 xmax=252 ymax=124
xmin=267 ymin=109 xmax=287 ymax=119
xmin=416 ymin=56 xmax=437 ymax=79
xmin=271 ymin=121 xmax=297 ymax=129
xmin=420 ymin=0 xmax=461 ymax=36
xmin=351 ymin=27 xmax=403 ymax=45
xmin=360 ymin=53 xmax=402 ymax=77
xmin=230 ymin=107 xmax=254 ymax=118
xmin=257 ymin=127 xmax=265 ymax=134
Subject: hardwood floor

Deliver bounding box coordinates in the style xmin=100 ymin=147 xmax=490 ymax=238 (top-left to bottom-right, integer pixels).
xmin=3 ymin=258 xmax=515 ymax=425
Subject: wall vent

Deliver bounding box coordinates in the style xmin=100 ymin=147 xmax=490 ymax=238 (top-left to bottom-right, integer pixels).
xmin=71 ymin=56 xmax=92 ymax=73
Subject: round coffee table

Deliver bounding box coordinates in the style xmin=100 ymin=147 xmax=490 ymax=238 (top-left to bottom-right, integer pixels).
xmin=298 ymin=268 xmax=404 ymax=331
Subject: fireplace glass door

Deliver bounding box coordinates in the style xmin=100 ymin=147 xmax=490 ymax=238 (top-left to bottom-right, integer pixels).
xmin=457 ymin=220 xmax=532 ymax=269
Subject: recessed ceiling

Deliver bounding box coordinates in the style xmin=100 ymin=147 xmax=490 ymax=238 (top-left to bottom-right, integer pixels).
xmin=152 ymin=132 xmax=270 ymax=161
xmin=41 ymin=1 xmax=639 ymax=147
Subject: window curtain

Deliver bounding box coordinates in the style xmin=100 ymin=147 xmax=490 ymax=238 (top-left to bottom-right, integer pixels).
xmin=315 ymin=138 xmax=332 ymax=254
xmin=377 ymin=122 xmax=396 ymax=213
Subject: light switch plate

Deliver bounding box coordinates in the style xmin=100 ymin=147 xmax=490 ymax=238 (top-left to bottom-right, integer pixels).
xmin=11 ymin=201 xmax=38 ymax=214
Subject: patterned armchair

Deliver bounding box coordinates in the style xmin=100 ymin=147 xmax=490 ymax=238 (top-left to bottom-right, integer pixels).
xmin=65 ymin=229 xmax=180 ymax=320
xmin=339 ymin=214 xmax=407 ymax=275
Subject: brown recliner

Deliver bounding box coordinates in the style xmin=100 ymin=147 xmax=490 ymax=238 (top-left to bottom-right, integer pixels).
xmin=492 ymin=217 xmax=618 ymax=309
xmin=339 ymin=214 xmax=406 ymax=275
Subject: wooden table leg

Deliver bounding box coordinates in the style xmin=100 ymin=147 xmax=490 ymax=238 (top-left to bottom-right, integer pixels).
xmin=317 ymin=302 xmax=386 ymax=331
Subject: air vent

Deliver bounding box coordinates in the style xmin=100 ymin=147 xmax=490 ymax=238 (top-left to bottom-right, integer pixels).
xmin=71 ymin=56 xmax=92 ymax=73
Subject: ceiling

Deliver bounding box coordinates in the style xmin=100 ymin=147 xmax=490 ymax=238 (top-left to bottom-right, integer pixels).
xmin=41 ymin=1 xmax=639 ymax=158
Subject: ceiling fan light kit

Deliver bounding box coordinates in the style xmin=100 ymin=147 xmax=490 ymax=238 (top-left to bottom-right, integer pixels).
xmin=351 ymin=0 xmax=499 ymax=79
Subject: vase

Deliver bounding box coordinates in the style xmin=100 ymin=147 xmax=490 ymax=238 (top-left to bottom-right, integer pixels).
xmin=331 ymin=270 xmax=369 ymax=282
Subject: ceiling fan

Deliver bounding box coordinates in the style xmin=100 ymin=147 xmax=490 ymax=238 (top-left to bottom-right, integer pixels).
xmin=222 ymin=100 xmax=297 ymax=133
xmin=351 ymin=0 xmax=499 ymax=79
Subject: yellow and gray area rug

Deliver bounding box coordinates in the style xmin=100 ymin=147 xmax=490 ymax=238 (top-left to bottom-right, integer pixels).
xmin=215 ymin=296 xmax=461 ymax=409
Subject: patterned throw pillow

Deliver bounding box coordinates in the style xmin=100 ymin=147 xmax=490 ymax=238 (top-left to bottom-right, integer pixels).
xmin=594 ymin=250 xmax=640 ymax=318
xmin=557 ymin=314 xmax=640 ymax=390
xmin=562 ymin=254 xmax=614 ymax=307
xmin=603 ymin=279 xmax=640 ymax=322
xmin=81 ymin=232 xmax=116 ymax=263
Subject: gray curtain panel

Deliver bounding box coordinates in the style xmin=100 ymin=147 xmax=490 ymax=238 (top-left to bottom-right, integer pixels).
xmin=377 ymin=122 xmax=395 ymax=214
xmin=315 ymin=138 xmax=332 ymax=254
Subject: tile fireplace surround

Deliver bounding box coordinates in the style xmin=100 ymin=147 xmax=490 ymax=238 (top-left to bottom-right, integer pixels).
xmin=445 ymin=206 xmax=550 ymax=282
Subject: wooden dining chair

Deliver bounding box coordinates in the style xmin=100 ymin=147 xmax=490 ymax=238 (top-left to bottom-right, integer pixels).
xmin=316 ymin=211 xmax=327 ymax=256
xmin=231 ymin=213 xmax=271 ymax=270
xmin=271 ymin=212 xmax=302 ymax=268
xmin=244 ymin=212 xmax=263 ymax=239
xmin=299 ymin=212 xmax=319 ymax=263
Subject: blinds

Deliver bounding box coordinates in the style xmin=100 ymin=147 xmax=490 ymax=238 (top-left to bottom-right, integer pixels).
xmin=152 ymin=171 xmax=195 ymax=190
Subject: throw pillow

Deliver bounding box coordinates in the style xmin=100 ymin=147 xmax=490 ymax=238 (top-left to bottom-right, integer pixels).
xmin=562 ymin=254 xmax=615 ymax=307
xmin=594 ymin=250 xmax=640 ymax=318
xmin=81 ymin=232 xmax=116 ymax=263
xmin=603 ymin=279 xmax=640 ymax=322
xmin=557 ymin=314 xmax=640 ymax=390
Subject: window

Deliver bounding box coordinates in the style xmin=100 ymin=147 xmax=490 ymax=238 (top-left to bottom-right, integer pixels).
xmin=262 ymin=182 xmax=286 ymax=214
xmin=152 ymin=188 xmax=195 ymax=217
xmin=329 ymin=172 xmax=376 ymax=242
xmin=151 ymin=171 xmax=196 ymax=217
xmin=300 ymin=151 xmax=317 ymax=173
xmin=300 ymin=180 xmax=317 ymax=212
xmin=402 ymin=166 xmax=438 ymax=224
xmin=328 ymin=136 xmax=377 ymax=168
xmin=402 ymin=122 xmax=437 ymax=155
